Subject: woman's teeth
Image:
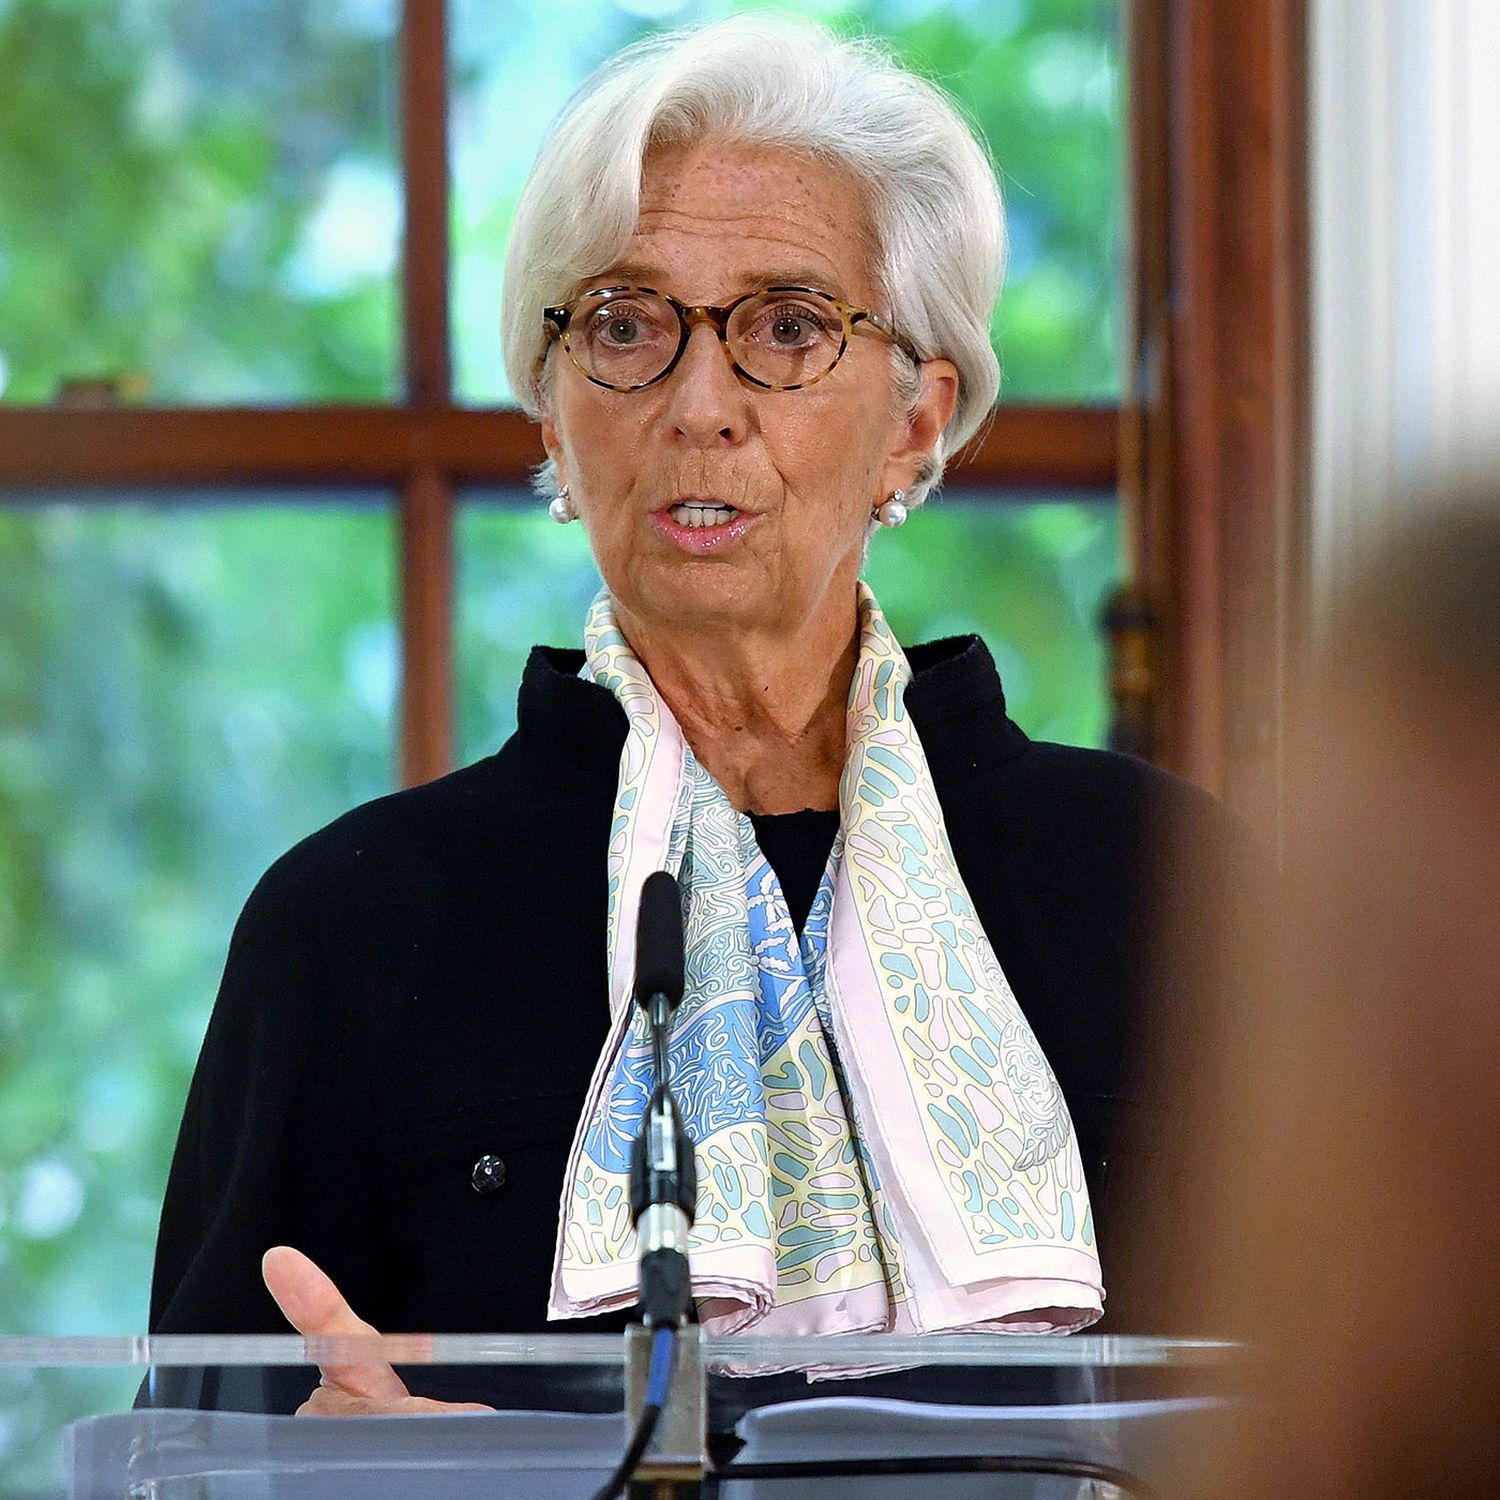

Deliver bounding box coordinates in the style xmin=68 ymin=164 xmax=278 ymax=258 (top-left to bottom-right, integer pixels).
xmin=669 ymin=502 xmax=738 ymax=528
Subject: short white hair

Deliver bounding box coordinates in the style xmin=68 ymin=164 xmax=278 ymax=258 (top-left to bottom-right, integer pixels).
xmin=501 ymin=13 xmax=1005 ymax=508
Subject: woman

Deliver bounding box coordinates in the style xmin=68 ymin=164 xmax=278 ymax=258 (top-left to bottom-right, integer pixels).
xmin=150 ymin=17 xmax=1246 ymax=1413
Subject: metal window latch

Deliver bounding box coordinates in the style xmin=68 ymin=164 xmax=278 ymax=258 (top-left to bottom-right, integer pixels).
xmin=1102 ymin=583 xmax=1157 ymax=761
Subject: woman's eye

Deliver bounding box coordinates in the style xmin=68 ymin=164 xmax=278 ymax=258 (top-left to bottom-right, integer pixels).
xmin=593 ymin=313 xmax=644 ymax=345
xmin=756 ymin=303 xmax=834 ymax=348
xmin=585 ymin=302 xmax=670 ymax=347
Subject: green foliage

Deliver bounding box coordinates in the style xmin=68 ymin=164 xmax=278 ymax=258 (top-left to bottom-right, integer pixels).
xmin=865 ymin=496 xmax=1119 ymax=745
xmin=458 ymin=501 xmax=607 ymax=757
xmin=0 ymin=505 xmax=393 ymax=1293
xmin=0 ymin=0 xmax=398 ymax=402
xmin=0 ymin=502 xmax=395 ymax=1480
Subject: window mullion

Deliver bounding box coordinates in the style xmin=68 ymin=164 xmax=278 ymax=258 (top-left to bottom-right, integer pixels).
xmin=398 ymin=0 xmax=455 ymax=784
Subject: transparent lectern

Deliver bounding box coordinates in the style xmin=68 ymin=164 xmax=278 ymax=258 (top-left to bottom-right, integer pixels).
xmin=0 ymin=1332 xmax=1232 ymax=1498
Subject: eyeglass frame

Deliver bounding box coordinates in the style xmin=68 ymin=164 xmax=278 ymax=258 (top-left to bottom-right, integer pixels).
xmin=541 ymin=283 xmax=924 ymax=393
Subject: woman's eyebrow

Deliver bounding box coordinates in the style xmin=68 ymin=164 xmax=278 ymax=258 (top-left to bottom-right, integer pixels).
xmin=583 ymin=265 xmax=841 ymax=296
xmin=582 ymin=263 xmax=659 ymax=288
xmin=752 ymin=270 xmax=842 ymax=293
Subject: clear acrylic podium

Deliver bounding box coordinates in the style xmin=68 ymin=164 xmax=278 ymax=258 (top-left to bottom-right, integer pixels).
xmin=0 ymin=1332 xmax=1233 ymax=1498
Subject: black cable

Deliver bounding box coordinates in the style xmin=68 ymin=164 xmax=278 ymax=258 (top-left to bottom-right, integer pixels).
xmin=590 ymin=1401 xmax=663 ymax=1500
xmin=707 ymin=1452 xmax=1152 ymax=1494
xmin=590 ymin=1325 xmax=677 ymax=1500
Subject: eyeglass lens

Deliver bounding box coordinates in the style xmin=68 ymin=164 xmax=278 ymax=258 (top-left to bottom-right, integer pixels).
xmin=570 ymin=290 xmax=846 ymax=389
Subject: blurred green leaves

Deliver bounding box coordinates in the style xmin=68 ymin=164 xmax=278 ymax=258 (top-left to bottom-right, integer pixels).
xmin=0 ymin=0 xmax=399 ymax=402
xmin=0 ymin=502 xmax=395 ymax=1346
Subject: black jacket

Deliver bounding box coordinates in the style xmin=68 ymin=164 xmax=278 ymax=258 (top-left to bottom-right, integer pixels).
xmin=149 ymin=636 xmax=1244 ymax=1346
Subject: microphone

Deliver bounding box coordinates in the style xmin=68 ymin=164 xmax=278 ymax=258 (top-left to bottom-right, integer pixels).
xmin=629 ymin=871 xmax=696 ymax=1327
xmin=634 ymin=868 xmax=684 ymax=1013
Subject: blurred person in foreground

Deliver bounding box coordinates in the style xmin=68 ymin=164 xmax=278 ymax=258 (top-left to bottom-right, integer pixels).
xmin=1165 ymin=502 xmax=1500 ymax=1496
xmin=148 ymin=16 xmax=1247 ymax=1414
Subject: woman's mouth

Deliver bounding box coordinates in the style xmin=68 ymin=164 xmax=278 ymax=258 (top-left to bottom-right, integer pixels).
xmin=670 ymin=501 xmax=738 ymax=528
xmin=650 ymin=500 xmax=756 ymax=554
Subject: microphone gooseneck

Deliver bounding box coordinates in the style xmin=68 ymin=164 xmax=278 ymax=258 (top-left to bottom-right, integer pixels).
xmin=629 ymin=870 xmax=697 ymax=1328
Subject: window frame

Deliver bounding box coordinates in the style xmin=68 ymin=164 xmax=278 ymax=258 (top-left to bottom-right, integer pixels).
xmin=0 ymin=0 xmax=1308 ymax=837
xmin=1122 ymin=0 xmax=1309 ymax=843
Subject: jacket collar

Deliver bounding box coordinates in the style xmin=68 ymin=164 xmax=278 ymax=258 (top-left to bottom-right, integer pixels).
xmin=513 ymin=634 xmax=1030 ymax=793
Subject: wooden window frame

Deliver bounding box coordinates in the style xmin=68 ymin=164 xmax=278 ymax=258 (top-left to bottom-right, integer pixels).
xmin=0 ymin=0 xmax=1308 ymax=838
xmin=1124 ymin=0 xmax=1309 ymax=841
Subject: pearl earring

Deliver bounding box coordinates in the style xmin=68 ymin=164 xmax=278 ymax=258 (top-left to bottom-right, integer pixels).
xmin=874 ymin=490 xmax=908 ymax=528
xmin=548 ymin=485 xmax=577 ymax=524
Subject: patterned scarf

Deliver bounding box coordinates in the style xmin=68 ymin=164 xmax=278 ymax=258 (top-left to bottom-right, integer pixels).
xmin=548 ymin=585 xmax=1103 ymax=1335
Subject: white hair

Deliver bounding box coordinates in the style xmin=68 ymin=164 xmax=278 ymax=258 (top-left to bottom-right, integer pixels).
xmin=501 ymin=13 xmax=1005 ymax=508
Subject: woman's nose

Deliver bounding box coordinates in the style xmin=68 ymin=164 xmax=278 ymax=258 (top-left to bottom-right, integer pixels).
xmin=660 ymin=322 xmax=751 ymax=446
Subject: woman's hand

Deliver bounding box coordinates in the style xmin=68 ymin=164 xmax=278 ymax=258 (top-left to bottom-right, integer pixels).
xmin=261 ymin=1245 xmax=493 ymax=1416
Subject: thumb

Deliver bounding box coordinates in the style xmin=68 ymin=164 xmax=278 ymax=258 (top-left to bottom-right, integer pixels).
xmin=261 ymin=1245 xmax=409 ymax=1403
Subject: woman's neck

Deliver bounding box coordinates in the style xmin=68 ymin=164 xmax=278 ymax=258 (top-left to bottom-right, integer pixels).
xmin=614 ymin=596 xmax=858 ymax=815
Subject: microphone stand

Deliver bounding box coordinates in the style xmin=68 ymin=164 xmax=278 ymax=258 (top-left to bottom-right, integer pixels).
xmin=596 ymin=872 xmax=707 ymax=1500
xmin=631 ymin=989 xmax=697 ymax=1327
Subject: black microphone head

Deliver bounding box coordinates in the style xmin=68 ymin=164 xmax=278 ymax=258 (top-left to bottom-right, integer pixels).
xmin=634 ymin=870 xmax=684 ymax=1010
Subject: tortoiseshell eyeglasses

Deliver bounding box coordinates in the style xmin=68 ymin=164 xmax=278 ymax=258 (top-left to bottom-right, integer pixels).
xmin=542 ymin=284 xmax=922 ymax=393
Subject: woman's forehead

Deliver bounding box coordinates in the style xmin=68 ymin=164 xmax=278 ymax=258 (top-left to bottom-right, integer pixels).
xmin=587 ymin=259 xmax=847 ymax=298
xmin=617 ymin=138 xmax=878 ymax=302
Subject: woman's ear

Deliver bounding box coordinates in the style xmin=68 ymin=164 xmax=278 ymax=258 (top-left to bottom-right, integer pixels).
xmin=882 ymin=358 xmax=959 ymax=495
xmin=540 ymin=414 xmax=569 ymax=492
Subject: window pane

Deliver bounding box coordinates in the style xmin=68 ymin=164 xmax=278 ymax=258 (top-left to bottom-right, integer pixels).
xmin=0 ymin=2 xmax=400 ymax=405
xmin=458 ymin=493 xmax=1121 ymax=764
xmin=451 ymin=0 xmax=1124 ymax=406
xmin=0 ymin=497 xmax=397 ymax=1348
xmin=867 ymin=493 xmax=1121 ymax=746
xmin=458 ymin=499 xmax=606 ymax=761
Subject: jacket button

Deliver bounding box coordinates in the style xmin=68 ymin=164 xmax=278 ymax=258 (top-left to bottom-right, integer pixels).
xmin=470 ymin=1154 xmax=507 ymax=1194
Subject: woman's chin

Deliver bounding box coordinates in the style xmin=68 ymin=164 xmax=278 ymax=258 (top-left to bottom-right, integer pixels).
xmin=623 ymin=559 xmax=780 ymax=634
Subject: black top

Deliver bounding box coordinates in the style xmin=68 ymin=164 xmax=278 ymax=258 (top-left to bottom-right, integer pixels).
xmin=748 ymin=809 xmax=840 ymax=934
xmin=149 ymin=635 xmax=1250 ymax=1368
